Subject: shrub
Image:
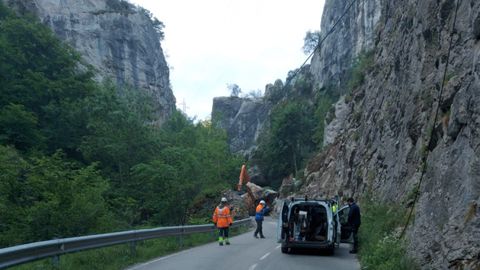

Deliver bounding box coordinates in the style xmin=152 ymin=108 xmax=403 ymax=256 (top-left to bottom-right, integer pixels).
xmin=348 ymin=51 xmax=375 ymax=91
xmin=358 ymin=202 xmax=419 ymax=270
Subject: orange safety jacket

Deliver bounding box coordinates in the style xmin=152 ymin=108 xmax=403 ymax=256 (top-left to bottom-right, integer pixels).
xmin=212 ymin=205 xmax=233 ymax=228
xmin=255 ymin=204 xmax=266 ymax=221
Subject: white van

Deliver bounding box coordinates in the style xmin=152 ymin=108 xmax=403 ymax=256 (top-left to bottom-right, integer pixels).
xmin=277 ymin=198 xmax=352 ymax=254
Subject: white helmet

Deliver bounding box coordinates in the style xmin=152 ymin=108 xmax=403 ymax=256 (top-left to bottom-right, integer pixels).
xmin=221 ymin=197 xmax=228 ymax=202
xmin=260 ymin=200 xmax=266 ymax=204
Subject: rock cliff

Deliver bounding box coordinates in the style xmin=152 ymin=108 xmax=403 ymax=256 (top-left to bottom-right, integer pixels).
xmin=7 ymin=0 xmax=176 ymax=123
xmin=302 ymin=0 xmax=480 ymax=269
xmin=212 ymin=96 xmax=270 ymax=157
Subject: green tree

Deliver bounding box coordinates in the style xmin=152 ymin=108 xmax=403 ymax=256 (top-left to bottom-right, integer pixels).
xmin=0 ymin=147 xmax=111 ymax=247
xmin=80 ymin=83 xmax=159 ymax=179
xmin=348 ymin=50 xmax=375 ymax=91
xmin=303 ymin=30 xmax=321 ymax=54
xmin=0 ymin=5 xmax=96 ymax=156
xmin=0 ymin=103 xmax=44 ymax=150
xmin=312 ymin=94 xmax=334 ymax=147
xmin=228 ymin=83 xmax=242 ymax=97
xmin=256 ymin=101 xmax=315 ymax=188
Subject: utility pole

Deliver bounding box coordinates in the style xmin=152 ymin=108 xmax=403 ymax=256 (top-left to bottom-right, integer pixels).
xmin=177 ymin=98 xmax=189 ymax=115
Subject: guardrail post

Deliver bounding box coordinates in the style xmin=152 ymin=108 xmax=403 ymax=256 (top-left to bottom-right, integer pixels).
xmin=129 ymin=241 xmax=137 ymax=257
xmin=51 ymin=255 xmax=60 ymax=269
xmin=211 ymin=226 xmax=216 ymax=240
xmin=178 ymin=227 xmax=184 ymax=248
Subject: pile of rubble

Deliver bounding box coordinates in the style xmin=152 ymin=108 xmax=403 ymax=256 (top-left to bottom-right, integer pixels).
xmin=220 ymin=182 xmax=278 ymax=218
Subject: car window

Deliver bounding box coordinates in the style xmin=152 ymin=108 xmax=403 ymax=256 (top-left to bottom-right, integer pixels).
xmin=338 ymin=206 xmax=350 ymax=225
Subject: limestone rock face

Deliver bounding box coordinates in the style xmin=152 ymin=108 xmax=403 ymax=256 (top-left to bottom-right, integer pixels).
xmin=310 ymin=0 xmax=381 ymax=92
xmin=212 ymin=96 xmax=270 ymax=156
xmin=9 ymin=0 xmax=176 ymax=123
xmin=323 ymin=96 xmax=350 ymax=146
xmin=302 ymin=0 xmax=480 ymax=268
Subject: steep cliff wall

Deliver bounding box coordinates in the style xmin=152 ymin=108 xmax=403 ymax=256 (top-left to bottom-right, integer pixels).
xmin=212 ymin=96 xmax=270 ymax=156
xmin=302 ymin=0 xmax=480 ymax=269
xmin=310 ymin=0 xmax=381 ymax=91
xmin=7 ymin=0 xmax=176 ymax=123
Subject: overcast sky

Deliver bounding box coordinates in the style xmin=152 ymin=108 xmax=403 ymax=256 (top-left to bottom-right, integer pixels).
xmin=130 ymin=0 xmax=325 ymax=120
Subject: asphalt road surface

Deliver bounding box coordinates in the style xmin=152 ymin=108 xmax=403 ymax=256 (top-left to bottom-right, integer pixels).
xmin=126 ymin=217 xmax=360 ymax=270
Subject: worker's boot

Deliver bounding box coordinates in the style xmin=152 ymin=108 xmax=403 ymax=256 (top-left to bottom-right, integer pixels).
xmin=219 ymin=237 xmax=224 ymax=246
xmin=225 ymin=238 xmax=230 ymax=245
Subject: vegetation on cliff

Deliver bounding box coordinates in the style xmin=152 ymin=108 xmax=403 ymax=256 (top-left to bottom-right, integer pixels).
xmin=358 ymin=201 xmax=419 ymax=270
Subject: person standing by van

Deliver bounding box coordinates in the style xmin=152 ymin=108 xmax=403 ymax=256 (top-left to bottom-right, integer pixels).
xmin=254 ymin=200 xmax=269 ymax=238
xmin=347 ymin=197 xmax=361 ymax=253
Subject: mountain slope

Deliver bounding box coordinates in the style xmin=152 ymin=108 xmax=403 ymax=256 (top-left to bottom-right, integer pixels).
xmin=7 ymin=0 xmax=176 ymax=123
xmin=303 ymin=0 xmax=480 ymax=268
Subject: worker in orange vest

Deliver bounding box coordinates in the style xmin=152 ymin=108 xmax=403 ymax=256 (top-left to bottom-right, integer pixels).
xmin=254 ymin=200 xmax=269 ymax=238
xmin=212 ymin=197 xmax=233 ymax=246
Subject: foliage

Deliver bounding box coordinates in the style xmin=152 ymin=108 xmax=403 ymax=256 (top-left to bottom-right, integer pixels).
xmin=0 ymin=5 xmax=96 ymax=156
xmin=312 ymin=93 xmax=335 ymax=147
xmin=0 ymin=1 xmax=243 ymax=253
xmin=358 ymin=202 xmax=419 ymax=270
xmin=138 ymin=6 xmax=165 ymax=39
xmin=0 ymin=103 xmax=44 ymax=150
xmin=227 ymin=83 xmax=242 ymax=97
xmin=302 ymin=30 xmax=321 ymax=54
xmin=255 ymin=101 xmax=316 ymax=188
xmin=348 ymin=50 xmax=375 ymax=91
xmin=293 ymin=73 xmax=313 ymax=95
xmin=0 ymin=146 xmax=111 ymax=247
xmin=243 ymin=89 xmax=263 ymax=100
xmin=255 ymin=78 xmax=339 ymax=187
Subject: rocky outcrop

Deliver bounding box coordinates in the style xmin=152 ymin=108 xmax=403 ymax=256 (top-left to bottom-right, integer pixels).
xmin=323 ymin=96 xmax=350 ymax=146
xmin=212 ymin=96 xmax=270 ymax=156
xmin=8 ymin=0 xmax=176 ymax=123
xmin=302 ymin=0 xmax=480 ymax=269
xmin=310 ymin=0 xmax=381 ymax=91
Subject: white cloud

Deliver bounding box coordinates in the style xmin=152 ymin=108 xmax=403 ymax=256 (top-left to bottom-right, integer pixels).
xmin=129 ymin=0 xmax=325 ymax=120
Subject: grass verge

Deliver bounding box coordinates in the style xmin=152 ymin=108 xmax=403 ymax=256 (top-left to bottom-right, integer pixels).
xmin=11 ymin=226 xmax=250 ymax=270
xmin=358 ymin=202 xmax=419 ymax=270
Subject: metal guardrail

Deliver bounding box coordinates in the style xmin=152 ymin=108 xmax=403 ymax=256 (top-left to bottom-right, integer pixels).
xmin=0 ymin=218 xmax=252 ymax=269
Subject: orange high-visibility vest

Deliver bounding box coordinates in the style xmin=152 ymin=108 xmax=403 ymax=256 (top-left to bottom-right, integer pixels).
xmin=212 ymin=206 xmax=233 ymax=228
xmin=256 ymin=204 xmax=264 ymax=213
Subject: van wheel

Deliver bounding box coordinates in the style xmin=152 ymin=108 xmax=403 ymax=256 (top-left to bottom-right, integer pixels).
xmin=327 ymin=245 xmax=335 ymax=256
xmin=281 ymin=246 xmax=289 ymax=254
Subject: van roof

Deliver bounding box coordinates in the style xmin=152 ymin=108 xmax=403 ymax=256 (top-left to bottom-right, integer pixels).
xmin=289 ymin=198 xmax=335 ymax=203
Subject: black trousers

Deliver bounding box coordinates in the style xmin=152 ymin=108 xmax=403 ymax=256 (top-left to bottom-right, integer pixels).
xmin=352 ymin=226 xmax=359 ymax=251
xmin=219 ymin=227 xmax=229 ymax=238
xmin=254 ymin=220 xmax=264 ymax=237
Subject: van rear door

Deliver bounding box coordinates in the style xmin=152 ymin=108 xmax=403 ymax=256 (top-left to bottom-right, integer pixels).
xmin=338 ymin=205 xmax=353 ymax=243
xmin=277 ymin=200 xmax=289 ymax=243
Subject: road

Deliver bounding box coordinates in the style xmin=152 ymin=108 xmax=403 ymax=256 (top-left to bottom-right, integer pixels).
xmin=126 ymin=217 xmax=360 ymax=270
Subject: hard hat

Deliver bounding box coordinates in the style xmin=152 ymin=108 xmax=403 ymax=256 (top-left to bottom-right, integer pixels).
xmin=260 ymin=200 xmax=266 ymax=204
xmin=221 ymin=197 xmax=228 ymax=202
